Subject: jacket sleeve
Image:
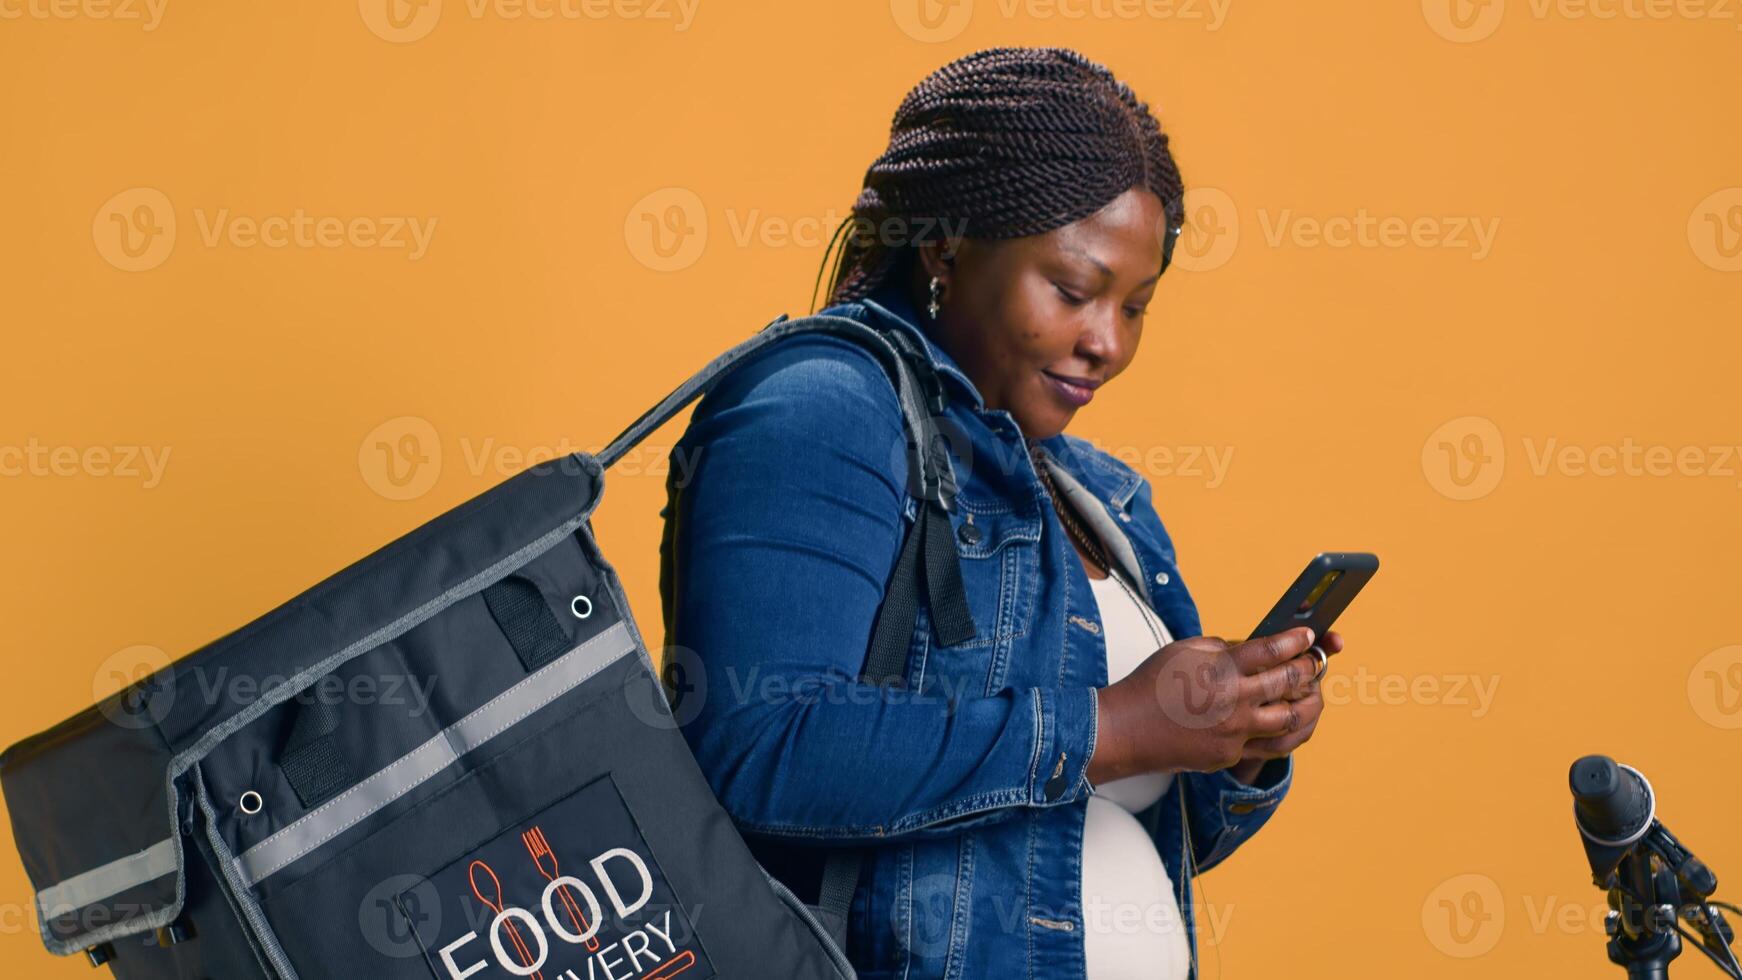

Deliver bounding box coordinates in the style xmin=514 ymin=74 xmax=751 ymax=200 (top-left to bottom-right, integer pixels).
xmin=659 ymin=333 xmax=1100 ymax=847
xmin=1181 ymin=757 xmax=1293 ymax=872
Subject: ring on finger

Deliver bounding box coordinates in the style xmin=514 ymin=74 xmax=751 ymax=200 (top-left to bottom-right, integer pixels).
xmin=1308 ymin=645 xmax=1329 ymax=682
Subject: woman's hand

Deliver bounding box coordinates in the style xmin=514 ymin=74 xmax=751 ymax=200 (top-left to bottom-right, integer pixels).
xmin=1227 ymin=630 xmax=1343 ymax=783
xmin=1088 ymin=626 xmax=1323 ymax=783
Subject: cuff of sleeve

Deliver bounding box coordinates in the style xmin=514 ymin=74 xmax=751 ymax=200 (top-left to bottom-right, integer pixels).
xmin=1211 ymin=754 xmax=1294 ymax=806
xmin=1032 ymin=686 xmax=1099 ymax=806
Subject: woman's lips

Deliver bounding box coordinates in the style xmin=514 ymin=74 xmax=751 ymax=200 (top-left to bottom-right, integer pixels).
xmin=1041 ymin=370 xmax=1096 ymax=408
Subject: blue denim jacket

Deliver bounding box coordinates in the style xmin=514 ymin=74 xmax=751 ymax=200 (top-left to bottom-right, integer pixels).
xmin=658 ymin=276 xmax=1293 ymax=978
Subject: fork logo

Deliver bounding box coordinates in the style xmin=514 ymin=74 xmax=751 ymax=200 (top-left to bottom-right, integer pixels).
xmin=1689 ymin=189 xmax=1742 ymax=272
xmin=1423 ymin=0 xmax=1505 ymax=41
xmin=93 ymin=188 xmax=176 ymax=272
xmin=360 ymin=0 xmax=441 ymax=42
xmin=890 ymin=0 xmax=973 ymax=41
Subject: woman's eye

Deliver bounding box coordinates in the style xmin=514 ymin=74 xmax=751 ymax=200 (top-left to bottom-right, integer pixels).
xmin=1125 ymin=305 xmax=1148 ymax=319
xmin=1054 ymin=284 xmax=1087 ymax=306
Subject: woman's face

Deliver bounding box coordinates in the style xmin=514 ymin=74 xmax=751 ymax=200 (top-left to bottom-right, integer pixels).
xmin=913 ymin=185 xmax=1169 ymax=441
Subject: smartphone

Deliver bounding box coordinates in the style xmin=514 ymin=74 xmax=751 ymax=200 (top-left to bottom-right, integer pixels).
xmin=1248 ymin=552 xmax=1379 ymax=644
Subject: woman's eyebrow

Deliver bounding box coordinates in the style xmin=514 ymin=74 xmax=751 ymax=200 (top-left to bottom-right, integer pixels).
xmin=1059 ymin=242 xmax=1161 ymax=286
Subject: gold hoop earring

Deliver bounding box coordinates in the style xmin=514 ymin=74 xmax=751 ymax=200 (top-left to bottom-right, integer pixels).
xmin=927 ymin=276 xmax=942 ymax=320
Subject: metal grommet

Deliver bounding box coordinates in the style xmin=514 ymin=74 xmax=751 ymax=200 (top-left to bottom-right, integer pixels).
xmin=239 ymin=791 xmax=263 ymax=815
xmin=570 ymin=594 xmax=593 ymax=619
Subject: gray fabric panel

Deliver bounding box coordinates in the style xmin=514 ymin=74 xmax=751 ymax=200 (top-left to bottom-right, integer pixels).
xmin=233 ymin=620 xmax=636 ymax=887
xmin=34 ymin=837 xmax=179 ymax=918
xmin=1039 ymin=453 xmax=1153 ymax=606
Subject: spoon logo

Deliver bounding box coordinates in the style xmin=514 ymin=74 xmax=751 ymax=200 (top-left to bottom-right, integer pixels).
xmin=1422 ymin=0 xmax=1505 ymax=42
xmin=625 ymin=187 xmax=708 ymax=272
xmin=889 ymin=0 xmax=973 ymax=42
xmin=93 ymin=188 xmax=176 ymax=272
xmin=1689 ymin=189 xmax=1742 ymax=272
xmin=360 ymin=0 xmax=441 ymax=42
xmin=1422 ymin=416 xmax=1505 ymax=501
xmin=1421 ymin=873 xmax=1504 ymax=957
xmin=1170 ymin=188 xmax=1239 ymax=272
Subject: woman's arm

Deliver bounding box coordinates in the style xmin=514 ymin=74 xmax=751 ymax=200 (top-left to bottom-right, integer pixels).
xmin=660 ymin=333 xmax=1099 ymax=846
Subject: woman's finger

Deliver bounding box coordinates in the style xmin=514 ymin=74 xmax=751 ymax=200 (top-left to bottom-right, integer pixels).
xmin=1230 ymin=627 xmax=1315 ymax=677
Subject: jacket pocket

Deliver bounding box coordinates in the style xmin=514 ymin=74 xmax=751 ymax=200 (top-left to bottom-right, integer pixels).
xmin=919 ymin=496 xmax=1040 ymax=698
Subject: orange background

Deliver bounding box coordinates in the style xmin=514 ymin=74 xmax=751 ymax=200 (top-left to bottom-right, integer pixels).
xmin=4 ymin=1 xmax=1741 ymax=975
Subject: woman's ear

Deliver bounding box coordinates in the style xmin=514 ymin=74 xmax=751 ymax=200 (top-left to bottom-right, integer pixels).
xmin=915 ymin=238 xmax=961 ymax=281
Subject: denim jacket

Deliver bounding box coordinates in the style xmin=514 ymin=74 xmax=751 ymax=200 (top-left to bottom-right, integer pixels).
xmin=657 ymin=276 xmax=1294 ymax=979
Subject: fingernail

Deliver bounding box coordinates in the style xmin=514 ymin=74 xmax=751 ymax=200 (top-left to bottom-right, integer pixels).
xmin=1304 ymin=628 xmax=1315 ymax=645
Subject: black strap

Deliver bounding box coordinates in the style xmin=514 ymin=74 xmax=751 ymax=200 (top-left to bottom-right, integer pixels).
xmin=279 ymin=696 xmax=352 ymax=810
xmin=482 ymin=573 xmax=571 ymax=672
xmin=817 ymin=496 xmax=969 ymax=949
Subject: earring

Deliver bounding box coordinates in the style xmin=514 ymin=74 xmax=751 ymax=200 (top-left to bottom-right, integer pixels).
xmin=927 ymin=276 xmax=942 ymax=320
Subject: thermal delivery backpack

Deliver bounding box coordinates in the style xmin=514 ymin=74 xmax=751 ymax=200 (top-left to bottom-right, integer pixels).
xmin=0 ymin=311 xmax=976 ymax=980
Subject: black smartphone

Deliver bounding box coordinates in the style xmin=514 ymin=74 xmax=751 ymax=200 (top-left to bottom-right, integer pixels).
xmin=1248 ymin=552 xmax=1379 ymax=644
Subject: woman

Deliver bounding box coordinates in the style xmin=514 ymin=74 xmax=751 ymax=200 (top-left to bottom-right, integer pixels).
xmin=658 ymin=46 xmax=1341 ymax=979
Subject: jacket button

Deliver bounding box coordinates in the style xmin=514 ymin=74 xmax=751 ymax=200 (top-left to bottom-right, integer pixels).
xmin=1118 ymin=511 xmax=1132 ymax=523
xmin=1228 ymin=802 xmax=1256 ymax=815
xmin=1154 ymin=571 xmax=1170 ymax=586
xmin=957 ymin=523 xmax=982 ymax=546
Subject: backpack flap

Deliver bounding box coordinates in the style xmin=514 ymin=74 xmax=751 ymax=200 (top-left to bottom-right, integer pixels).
xmin=1 ymin=452 xmax=608 ymax=961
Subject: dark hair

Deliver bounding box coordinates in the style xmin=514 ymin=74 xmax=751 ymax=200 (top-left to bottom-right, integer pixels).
xmin=812 ymin=45 xmax=1186 ymax=312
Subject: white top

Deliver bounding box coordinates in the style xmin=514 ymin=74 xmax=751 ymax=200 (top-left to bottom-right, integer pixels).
xmin=1081 ymin=568 xmax=1192 ymax=980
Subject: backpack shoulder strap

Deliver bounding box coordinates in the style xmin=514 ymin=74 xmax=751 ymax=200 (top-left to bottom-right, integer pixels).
xmin=602 ymin=312 xmax=975 ymax=654
xmin=602 ymin=313 xmax=979 ymax=956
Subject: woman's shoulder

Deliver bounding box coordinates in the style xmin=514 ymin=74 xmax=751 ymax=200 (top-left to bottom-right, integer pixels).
xmin=683 ymin=310 xmax=906 ymax=442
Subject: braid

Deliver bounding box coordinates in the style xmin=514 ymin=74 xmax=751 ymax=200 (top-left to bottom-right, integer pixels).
xmin=816 ymin=46 xmax=1186 ymax=310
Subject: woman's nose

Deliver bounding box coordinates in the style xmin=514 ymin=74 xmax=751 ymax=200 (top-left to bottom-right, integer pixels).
xmin=1075 ymin=310 xmax=1125 ymax=366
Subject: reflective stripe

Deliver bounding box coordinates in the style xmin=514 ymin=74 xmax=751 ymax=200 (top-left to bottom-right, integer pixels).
xmin=235 ymin=620 xmax=636 ymax=887
xmin=36 ymin=837 xmax=179 ymax=918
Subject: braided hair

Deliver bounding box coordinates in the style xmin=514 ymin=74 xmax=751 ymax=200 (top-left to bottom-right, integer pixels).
xmin=812 ymin=45 xmax=1186 ymax=312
